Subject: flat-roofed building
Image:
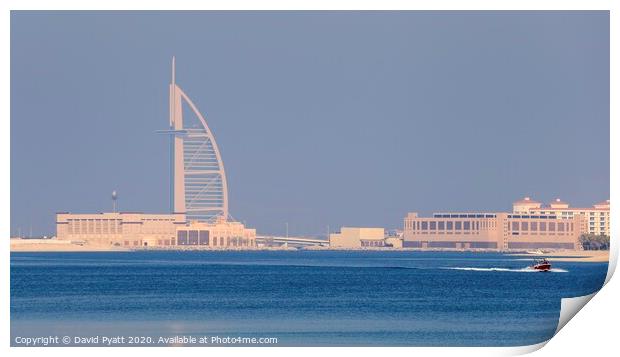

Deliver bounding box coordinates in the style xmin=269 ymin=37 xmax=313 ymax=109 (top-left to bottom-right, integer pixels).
xmin=504 ymin=213 xmax=583 ymax=250
xmin=56 ymin=212 xmax=187 ymax=247
xmin=57 ymin=212 xmax=256 ymax=249
xmin=513 ymin=197 xmax=610 ymax=236
xmin=384 ymin=237 xmax=403 ymax=248
xmin=329 ymin=227 xmax=385 ymax=248
xmin=403 ymin=212 xmax=583 ymax=250
xmin=404 ymin=212 xmax=502 ymax=249
xmin=176 ymin=217 xmax=256 ymax=248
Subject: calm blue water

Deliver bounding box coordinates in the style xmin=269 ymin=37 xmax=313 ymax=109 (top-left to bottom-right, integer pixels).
xmin=10 ymin=251 xmax=608 ymax=346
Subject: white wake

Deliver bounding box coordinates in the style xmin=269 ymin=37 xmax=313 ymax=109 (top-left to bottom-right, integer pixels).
xmin=444 ymin=267 xmax=568 ymax=273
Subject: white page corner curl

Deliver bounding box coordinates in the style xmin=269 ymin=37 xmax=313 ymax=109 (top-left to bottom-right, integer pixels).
xmin=555 ymin=292 xmax=597 ymax=334
xmin=605 ymin=242 xmax=618 ymax=285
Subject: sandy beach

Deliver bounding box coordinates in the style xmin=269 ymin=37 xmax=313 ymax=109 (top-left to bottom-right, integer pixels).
xmin=9 ymin=239 xmax=611 ymax=262
xmin=511 ymin=250 xmax=609 ymax=263
xmin=10 ymin=244 xmax=130 ymax=252
xmin=10 ymin=239 xmax=129 ymax=252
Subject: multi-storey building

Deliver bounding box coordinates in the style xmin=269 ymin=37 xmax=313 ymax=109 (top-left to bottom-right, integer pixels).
xmin=56 ymin=212 xmax=187 ymax=247
xmin=161 ymin=57 xmax=228 ymax=223
xmin=513 ymin=197 xmax=609 ymax=236
xmin=55 ymin=59 xmax=258 ymax=250
xmin=403 ymin=212 xmax=582 ymax=250
xmin=57 ymin=212 xmax=255 ymax=249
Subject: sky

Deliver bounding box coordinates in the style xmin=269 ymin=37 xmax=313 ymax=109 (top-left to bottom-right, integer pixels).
xmin=10 ymin=11 xmax=609 ymax=237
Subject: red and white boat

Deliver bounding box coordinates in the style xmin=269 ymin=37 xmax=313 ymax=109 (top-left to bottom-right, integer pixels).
xmin=531 ymin=258 xmax=551 ymax=272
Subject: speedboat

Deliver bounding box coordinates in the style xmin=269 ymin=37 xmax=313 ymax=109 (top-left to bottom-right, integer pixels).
xmin=531 ymin=258 xmax=551 ymax=272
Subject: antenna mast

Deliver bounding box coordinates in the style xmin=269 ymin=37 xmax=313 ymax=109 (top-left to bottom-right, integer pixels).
xmin=112 ymin=190 xmax=118 ymax=213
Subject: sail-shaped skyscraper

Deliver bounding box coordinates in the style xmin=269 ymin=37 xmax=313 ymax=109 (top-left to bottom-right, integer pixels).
xmin=56 ymin=58 xmax=259 ymax=249
xmin=164 ymin=57 xmax=228 ymax=222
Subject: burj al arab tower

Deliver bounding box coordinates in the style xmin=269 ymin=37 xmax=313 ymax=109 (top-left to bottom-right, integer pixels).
xmin=161 ymin=57 xmax=228 ymax=223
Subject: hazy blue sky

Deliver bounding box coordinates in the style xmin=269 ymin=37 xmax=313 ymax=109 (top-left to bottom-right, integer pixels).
xmin=11 ymin=11 xmax=609 ymax=237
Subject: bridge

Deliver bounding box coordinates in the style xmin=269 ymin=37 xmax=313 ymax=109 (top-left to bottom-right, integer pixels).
xmin=256 ymin=235 xmax=329 ymax=248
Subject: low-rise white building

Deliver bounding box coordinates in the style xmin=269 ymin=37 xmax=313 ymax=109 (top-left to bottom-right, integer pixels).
xmin=329 ymin=227 xmax=386 ymax=248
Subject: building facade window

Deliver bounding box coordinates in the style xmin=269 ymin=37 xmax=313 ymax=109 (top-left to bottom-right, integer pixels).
xmin=177 ymin=230 xmax=188 ymax=245
xmin=189 ymin=230 xmax=199 ymax=244
xmin=199 ymin=230 xmax=209 ymax=245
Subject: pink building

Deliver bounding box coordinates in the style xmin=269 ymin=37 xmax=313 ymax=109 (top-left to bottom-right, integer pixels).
xmin=403 ymin=212 xmax=582 ymax=250
xmin=513 ymin=197 xmax=610 ymax=236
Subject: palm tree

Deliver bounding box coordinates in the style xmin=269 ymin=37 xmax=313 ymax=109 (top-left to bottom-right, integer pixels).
xmin=579 ymin=234 xmax=610 ymax=250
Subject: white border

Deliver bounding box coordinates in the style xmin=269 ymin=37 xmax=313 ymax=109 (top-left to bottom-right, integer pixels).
xmin=2 ymin=1 xmax=617 ymax=357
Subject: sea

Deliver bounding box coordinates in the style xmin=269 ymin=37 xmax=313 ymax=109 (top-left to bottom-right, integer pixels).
xmin=10 ymin=250 xmax=608 ymax=347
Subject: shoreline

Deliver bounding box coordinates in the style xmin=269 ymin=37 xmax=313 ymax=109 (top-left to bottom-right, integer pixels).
xmin=509 ymin=250 xmax=609 ymax=263
xmin=8 ymin=240 xmax=610 ymax=262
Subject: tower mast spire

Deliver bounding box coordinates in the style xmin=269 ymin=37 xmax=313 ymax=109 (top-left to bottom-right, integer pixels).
xmin=168 ymin=56 xmax=177 ymax=212
xmin=170 ymin=56 xmax=176 ymax=127
xmin=172 ymin=56 xmax=176 ymax=87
